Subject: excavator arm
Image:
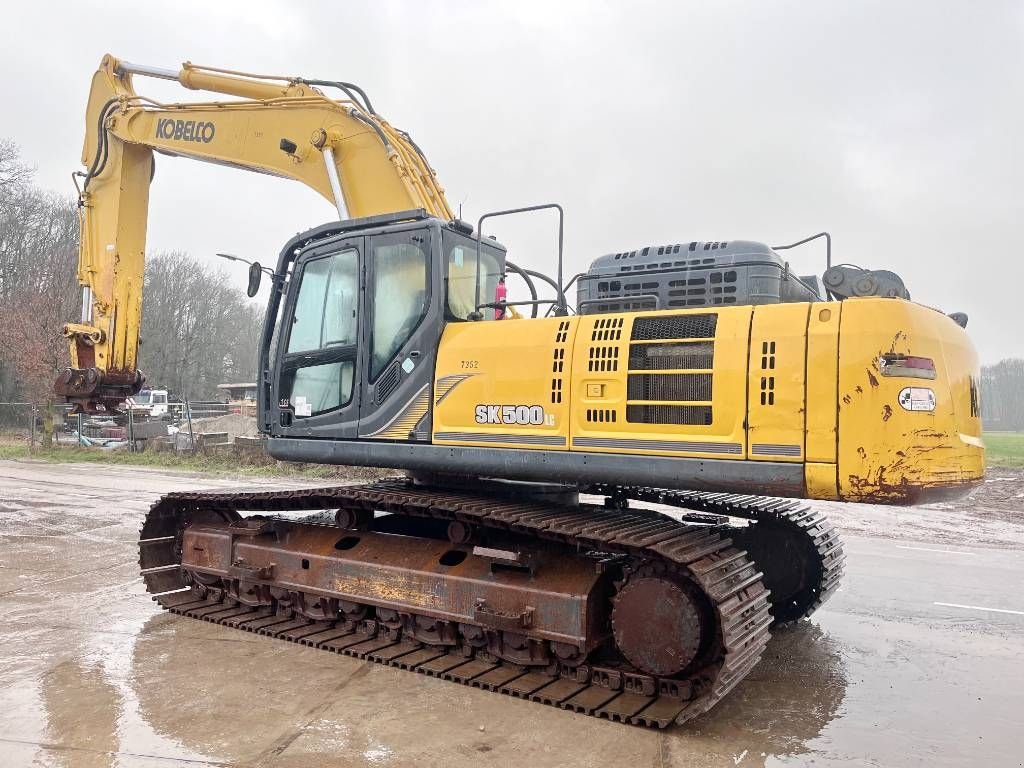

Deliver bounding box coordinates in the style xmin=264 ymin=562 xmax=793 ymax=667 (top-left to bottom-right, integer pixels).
xmin=56 ymin=54 xmax=452 ymax=411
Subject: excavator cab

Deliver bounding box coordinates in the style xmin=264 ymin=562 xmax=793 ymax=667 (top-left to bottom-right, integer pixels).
xmin=261 ymin=210 xmax=505 ymax=442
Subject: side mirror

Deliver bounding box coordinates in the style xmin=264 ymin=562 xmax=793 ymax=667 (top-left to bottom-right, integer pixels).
xmin=247 ymin=262 xmax=263 ymax=297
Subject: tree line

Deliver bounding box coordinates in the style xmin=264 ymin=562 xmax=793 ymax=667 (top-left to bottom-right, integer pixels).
xmin=981 ymin=360 xmax=1024 ymax=431
xmin=0 ymin=140 xmax=263 ymax=417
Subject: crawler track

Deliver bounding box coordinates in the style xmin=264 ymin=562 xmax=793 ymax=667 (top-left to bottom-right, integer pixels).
xmin=137 ymin=481 xmax=840 ymax=728
xmin=587 ymin=487 xmax=846 ymax=625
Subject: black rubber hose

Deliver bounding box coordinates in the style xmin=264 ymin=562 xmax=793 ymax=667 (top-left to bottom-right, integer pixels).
xmin=82 ymin=99 xmax=119 ymax=192
xmin=347 ymin=110 xmax=393 ymax=151
xmin=298 ymin=78 xmax=376 ymax=115
xmin=397 ymin=130 xmax=436 ymax=174
xmin=504 ymin=260 xmax=539 ymax=319
xmin=91 ymin=101 xmax=120 ymax=181
xmin=520 ymin=268 xmax=569 ymax=318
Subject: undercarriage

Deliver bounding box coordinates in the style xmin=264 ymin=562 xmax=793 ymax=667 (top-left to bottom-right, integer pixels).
xmin=139 ymin=480 xmax=844 ymax=728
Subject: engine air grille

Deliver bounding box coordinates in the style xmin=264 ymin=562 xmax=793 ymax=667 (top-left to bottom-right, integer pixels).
xmin=626 ymin=405 xmax=713 ymax=425
xmin=627 ymin=373 xmax=712 ymax=401
xmin=630 ymin=314 xmax=717 ymax=341
xmin=628 ymin=341 xmax=713 ymax=370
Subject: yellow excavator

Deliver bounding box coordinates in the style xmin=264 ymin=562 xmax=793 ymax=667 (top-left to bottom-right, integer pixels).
xmin=57 ymin=55 xmax=984 ymax=728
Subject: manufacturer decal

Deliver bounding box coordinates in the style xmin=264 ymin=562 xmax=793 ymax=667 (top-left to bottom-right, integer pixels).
xmin=474 ymin=404 xmax=554 ymax=426
xmin=156 ymin=118 xmax=216 ymax=143
xmin=897 ymin=387 xmax=936 ymax=413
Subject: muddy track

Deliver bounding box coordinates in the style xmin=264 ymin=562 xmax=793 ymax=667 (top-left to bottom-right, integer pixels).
xmin=588 ymin=486 xmax=846 ymax=625
xmin=137 ymin=481 xmax=838 ymax=728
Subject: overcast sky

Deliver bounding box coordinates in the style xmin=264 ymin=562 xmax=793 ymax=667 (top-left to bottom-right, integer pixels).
xmin=3 ymin=1 xmax=1021 ymax=363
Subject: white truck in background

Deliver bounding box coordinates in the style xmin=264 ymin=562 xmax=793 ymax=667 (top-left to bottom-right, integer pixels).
xmin=126 ymin=389 xmax=170 ymax=419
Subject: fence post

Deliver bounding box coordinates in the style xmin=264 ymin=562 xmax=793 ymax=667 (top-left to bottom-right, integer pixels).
xmin=78 ymin=412 xmax=84 ymax=447
xmin=185 ymin=400 xmax=195 ymax=454
xmin=28 ymin=404 xmax=36 ymax=452
xmin=127 ymin=407 xmax=134 ymax=453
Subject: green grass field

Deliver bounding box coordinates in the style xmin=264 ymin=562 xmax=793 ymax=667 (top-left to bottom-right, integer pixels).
xmin=0 ymin=442 xmax=392 ymax=480
xmin=981 ymin=432 xmax=1024 ymax=467
xmin=3 ymin=433 xmax=1023 ymax=472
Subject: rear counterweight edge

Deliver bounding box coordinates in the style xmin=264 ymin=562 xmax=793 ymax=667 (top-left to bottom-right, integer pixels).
xmin=267 ymin=437 xmax=805 ymax=497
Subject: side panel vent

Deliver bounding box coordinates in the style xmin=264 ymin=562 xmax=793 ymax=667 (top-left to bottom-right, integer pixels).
xmin=760 ymin=340 xmax=776 ymax=405
xmin=626 ymin=404 xmax=713 ymax=425
xmin=588 ymin=346 xmax=620 ymax=372
xmin=585 ymin=408 xmax=617 ymax=423
xmin=627 ymin=373 xmax=712 ymax=401
xmin=376 ymin=361 xmax=402 ymax=405
xmin=631 ymin=314 xmax=717 ymax=341
xmin=590 ymin=317 xmax=624 ymax=341
xmin=551 ymin=320 xmax=570 ymax=404
xmin=629 ymin=341 xmax=713 ymax=370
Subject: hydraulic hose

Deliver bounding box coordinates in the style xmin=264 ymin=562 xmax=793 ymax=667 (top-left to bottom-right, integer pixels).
xmin=504 ymin=260 xmax=539 ymax=319
xmin=82 ymin=99 xmax=119 ymax=192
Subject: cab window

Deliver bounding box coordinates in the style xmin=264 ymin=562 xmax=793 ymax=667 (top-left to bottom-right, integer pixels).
xmin=288 ymin=250 xmax=358 ymax=353
xmin=283 ymin=248 xmax=359 ymax=416
xmin=370 ymin=236 xmax=428 ymax=380
xmin=444 ymin=231 xmax=502 ymax=321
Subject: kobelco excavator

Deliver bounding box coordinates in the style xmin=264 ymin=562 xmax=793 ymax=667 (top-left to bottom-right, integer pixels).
xmin=56 ymin=55 xmax=985 ymax=728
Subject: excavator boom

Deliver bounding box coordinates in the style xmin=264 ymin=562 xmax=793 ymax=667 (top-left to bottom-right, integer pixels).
xmin=56 ymin=54 xmax=451 ymax=411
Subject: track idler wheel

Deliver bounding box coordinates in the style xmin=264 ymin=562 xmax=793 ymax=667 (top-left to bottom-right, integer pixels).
xmin=610 ymin=570 xmax=710 ymax=677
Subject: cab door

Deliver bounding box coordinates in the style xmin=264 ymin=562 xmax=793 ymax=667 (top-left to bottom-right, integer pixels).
xmin=357 ymin=226 xmax=439 ymax=440
xmin=273 ymin=236 xmax=364 ymax=438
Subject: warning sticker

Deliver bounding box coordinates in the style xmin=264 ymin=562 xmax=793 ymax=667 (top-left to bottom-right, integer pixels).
xmin=293 ymin=395 xmax=312 ymax=417
xmin=897 ymin=387 xmax=936 ymax=413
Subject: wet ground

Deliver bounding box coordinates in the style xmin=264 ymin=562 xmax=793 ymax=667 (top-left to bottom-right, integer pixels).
xmin=0 ymin=459 xmax=1021 ymax=767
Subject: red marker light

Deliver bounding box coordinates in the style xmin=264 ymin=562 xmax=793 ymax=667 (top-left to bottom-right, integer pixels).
xmin=880 ymin=355 xmax=936 ymax=380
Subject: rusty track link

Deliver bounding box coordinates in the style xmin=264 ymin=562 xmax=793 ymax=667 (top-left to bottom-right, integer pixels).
xmin=588 ymin=487 xmax=846 ymax=626
xmin=139 ymin=480 xmax=773 ymax=728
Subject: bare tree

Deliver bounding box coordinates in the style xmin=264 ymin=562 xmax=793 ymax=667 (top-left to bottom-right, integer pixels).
xmin=0 ymin=139 xmax=33 ymax=192
xmin=1 ymin=140 xmax=262 ymax=421
xmin=140 ymin=251 xmax=264 ymax=400
xmin=0 ymin=141 xmax=78 ymax=439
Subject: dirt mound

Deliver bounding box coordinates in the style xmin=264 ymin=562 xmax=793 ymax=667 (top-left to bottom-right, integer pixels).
xmin=188 ymin=413 xmax=258 ymax=438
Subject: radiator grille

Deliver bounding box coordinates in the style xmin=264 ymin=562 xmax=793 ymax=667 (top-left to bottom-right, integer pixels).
xmin=627 ymin=373 xmax=712 ymax=401
xmin=630 ymin=314 xmax=717 ymax=341
xmin=628 ymin=341 xmax=713 ymax=370
xmin=626 ymin=405 xmax=713 ymax=425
